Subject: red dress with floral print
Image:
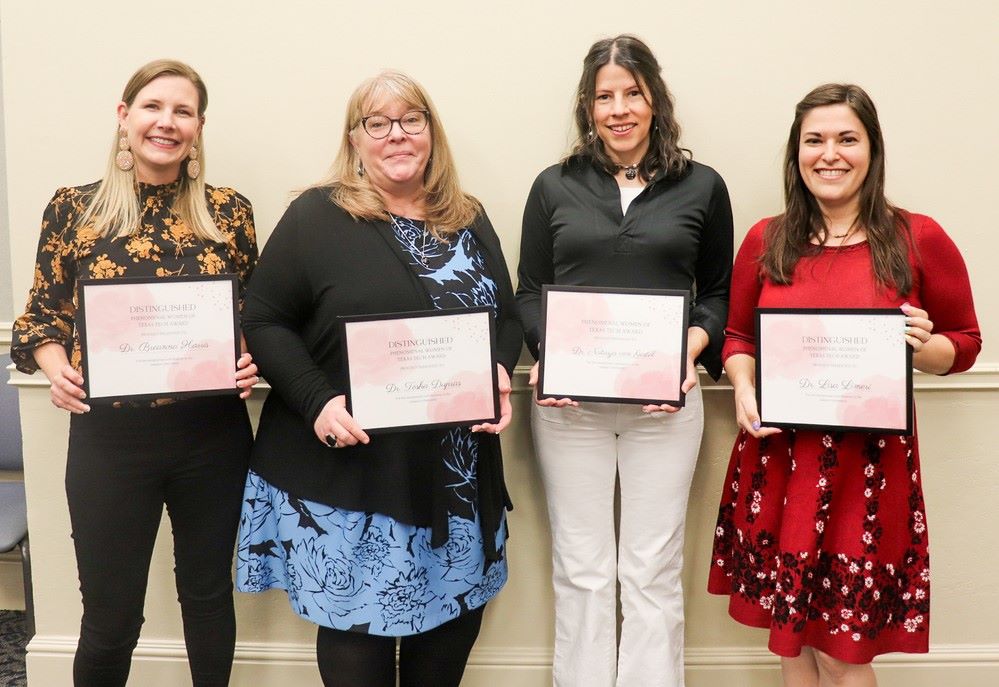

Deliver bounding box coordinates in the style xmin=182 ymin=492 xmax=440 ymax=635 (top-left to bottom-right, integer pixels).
xmin=708 ymin=213 xmax=981 ymax=664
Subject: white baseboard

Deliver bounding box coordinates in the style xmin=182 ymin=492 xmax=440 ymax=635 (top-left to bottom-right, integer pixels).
xmin=26 ymin=635 xmax=555 ymax=664
xmin=686 ymin=643 xmax=999 ymax=666
xmin=25 ymin=637 xmax=999 ymax=687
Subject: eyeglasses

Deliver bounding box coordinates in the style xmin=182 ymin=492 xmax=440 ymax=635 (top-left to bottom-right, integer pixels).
xmin=358 ymin=110 xmax=429 ymax=139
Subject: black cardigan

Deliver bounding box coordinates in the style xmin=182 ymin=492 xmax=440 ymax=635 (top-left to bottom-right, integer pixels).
xmin=243 ymin=188 xmax=522 ymax=557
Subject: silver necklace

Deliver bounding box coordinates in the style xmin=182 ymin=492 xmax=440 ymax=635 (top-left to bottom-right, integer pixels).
xmin=617 ymin=163 xmax=640 ymax=180
xmin=389 ymin=214 xmax=432 ymax=266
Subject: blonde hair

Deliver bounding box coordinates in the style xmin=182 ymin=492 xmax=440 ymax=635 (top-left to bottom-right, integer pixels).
xmin=77 ymin=59 xmax=224 ymax=243
xmin=314 ymin=70 xmax=480 ymax=238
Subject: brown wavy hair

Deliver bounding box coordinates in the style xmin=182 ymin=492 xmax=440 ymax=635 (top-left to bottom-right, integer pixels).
xmin=762 ymin=83 xmax=912 ymax=295
xmin=566 ymin=34 xmax=689 ymax=181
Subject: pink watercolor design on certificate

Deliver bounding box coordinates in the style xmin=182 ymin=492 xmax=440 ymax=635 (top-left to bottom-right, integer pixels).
xmin=836 ymin=374 xmax=908 ymax=430
xmin=545 ymin=291 xmax=614 ymax=353
xmin=427 ymin=370 xmax=495 ymax=424
xmin=613 ymin=352 xmax=680 ymax=400
xmin=83 ymin=284 xmax=157 ymax=352
xmin=165 ymin=340 xmax=235 ymax=392
xmin=345 ymin=320 xmax=415 ymax=385
xmin=760 ymin=316 xmax=831 ymax=380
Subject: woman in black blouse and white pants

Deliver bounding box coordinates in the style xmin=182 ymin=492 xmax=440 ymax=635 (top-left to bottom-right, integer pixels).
xmin=516 ymin=36 xmax=732 ymax=687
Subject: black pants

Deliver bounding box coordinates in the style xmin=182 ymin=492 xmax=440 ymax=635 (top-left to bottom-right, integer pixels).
xmin=316 ymin=605 xmax=485 ymax=687
xmin=66 ymin=396 xmax=252 ymax=687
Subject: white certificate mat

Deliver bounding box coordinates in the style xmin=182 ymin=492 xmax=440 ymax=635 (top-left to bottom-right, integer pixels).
xmin=756 ymin=308 xmax=912 ymax=434
xmin=340 ymin=308 xmax=499 ymax=433
xmin=538 ymin=286 xmax=689 ymax=405
xmin=77 ymin=275 xmax=240 ymax=402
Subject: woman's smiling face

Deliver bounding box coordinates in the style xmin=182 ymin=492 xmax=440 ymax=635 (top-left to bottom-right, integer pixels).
xmin=590 ymin=62 xmax=653 ymax=167
xmin=797 ymin=103 xmax=871 ymax=215
xmin=350 ymin=97 xmax=432 ymax=199
xmin=117 ymin=75 xmax=202 ymax=185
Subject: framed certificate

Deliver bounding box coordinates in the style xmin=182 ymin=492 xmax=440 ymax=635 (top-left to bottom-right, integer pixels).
xmin=339 ymin=307 xmax=499 ymax=433
xmin=76 ymin=275 xmax=240 ymax=402
xmin=756 ymin=308 xmax=913 ymax=434
xmin=538 ymin=286 xmax=689 ymax=405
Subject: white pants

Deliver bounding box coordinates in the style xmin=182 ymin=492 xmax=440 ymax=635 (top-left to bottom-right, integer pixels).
xmin=531 ymin=387 xmax=704 ymax=687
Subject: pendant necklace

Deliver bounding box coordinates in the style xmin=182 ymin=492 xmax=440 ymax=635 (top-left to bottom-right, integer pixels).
xmin=828 ymin=217 xmax=860 ymax=242
xmin=389 ymin=213 xmax=432 ymax=266
xmin=618 ymin=164 xmax=639 ymax=181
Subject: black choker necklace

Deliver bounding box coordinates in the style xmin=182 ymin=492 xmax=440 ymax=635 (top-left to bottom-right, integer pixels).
xmin=618 ymin=164 xmax=639 ymax=181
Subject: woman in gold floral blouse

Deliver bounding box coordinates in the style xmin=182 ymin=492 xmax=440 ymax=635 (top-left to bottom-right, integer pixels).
xmin=11 ymin=59 xmax=258 ymax=687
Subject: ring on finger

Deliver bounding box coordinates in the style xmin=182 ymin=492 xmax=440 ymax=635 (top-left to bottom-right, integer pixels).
xmin=326 ymin=434 xmax=339 ymax=448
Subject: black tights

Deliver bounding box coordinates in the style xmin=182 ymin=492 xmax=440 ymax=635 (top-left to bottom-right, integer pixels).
xmin=316 ymin=606 xmax=485 ymax=687
xmin=66 ymin=398 xmax=251 ymax=687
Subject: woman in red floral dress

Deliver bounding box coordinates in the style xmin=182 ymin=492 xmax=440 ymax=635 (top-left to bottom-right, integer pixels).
xmin=707 ymin=84 xmax=981 ymax=686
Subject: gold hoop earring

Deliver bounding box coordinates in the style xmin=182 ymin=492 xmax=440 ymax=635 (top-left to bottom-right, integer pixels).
xmin=186 ymin=145 xmax=201 ymax=179
xmin=115 ymin=128 xmax=134 ymax=171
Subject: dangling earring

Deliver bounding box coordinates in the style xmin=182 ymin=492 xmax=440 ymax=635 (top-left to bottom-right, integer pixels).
xmin=186 ymin=144 xmax=201 ymax=180
xmin=115 ymin=127 xmax=134 ymax=171
xmin=357 ymin=160 xmax=365 ymax=177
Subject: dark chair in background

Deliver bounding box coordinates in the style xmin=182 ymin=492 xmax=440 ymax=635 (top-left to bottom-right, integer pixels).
xmin=0 ymin=351 xmax=33 ymax=638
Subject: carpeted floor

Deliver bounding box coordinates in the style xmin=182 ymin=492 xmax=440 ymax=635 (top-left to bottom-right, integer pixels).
xmin=0 ymin=610 xmax=28 ymax=687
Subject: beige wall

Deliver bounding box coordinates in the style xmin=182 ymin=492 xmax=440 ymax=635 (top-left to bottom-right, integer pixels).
xmin=3 ymin=1 xmax=997 ymax=685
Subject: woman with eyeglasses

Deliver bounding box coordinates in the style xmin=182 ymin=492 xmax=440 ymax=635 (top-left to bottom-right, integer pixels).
xmin=516 ymin=35 xmax=733 ymax=686
xmin=234 ymin=70 xmax=522 ymax=687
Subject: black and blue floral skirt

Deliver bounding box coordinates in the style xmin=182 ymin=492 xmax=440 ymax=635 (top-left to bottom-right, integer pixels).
xmin=235 ymin=433 xmax=507 ymax=636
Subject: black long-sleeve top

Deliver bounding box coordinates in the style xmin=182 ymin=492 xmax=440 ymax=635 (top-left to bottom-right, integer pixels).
xmin=242 ymin=187 xmax=522 ymax=555
xmin=515 ymin=157 xmax=733 ymax=379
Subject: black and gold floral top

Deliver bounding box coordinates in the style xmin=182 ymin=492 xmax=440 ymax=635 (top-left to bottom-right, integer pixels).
xmin=11 ymin=180 xmax=257 ymax=375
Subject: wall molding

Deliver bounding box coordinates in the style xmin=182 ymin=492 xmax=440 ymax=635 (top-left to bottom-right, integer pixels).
xmin=510 ymin=363 xmax=999 ymax=393
xmin=26 ymin=635 xmax=553 ymax=665
xmin=5 ymin=314 xmax=997 ymax=394
xmin=7 ymin=351 xmax=999 ymax=393
xmin=26 ymin=634 xmax=999 ymax=668
xmin=5 ymin=313 xmax=997 ymax=392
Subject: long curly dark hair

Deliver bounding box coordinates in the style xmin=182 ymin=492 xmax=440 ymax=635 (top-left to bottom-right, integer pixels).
xmin=566 ymin=34 xmax=689 ymax=181
xmin=762 ymin=83 xmax=912 ymax=295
